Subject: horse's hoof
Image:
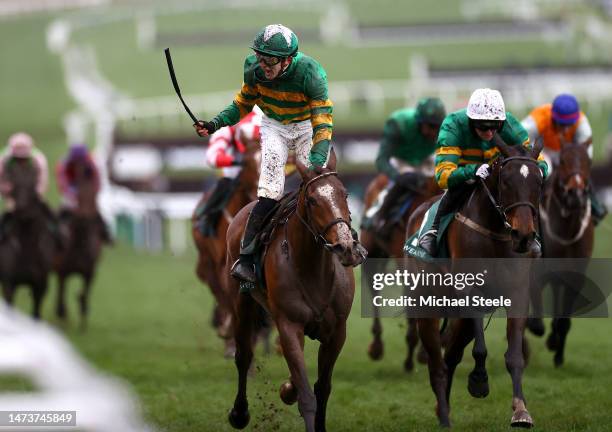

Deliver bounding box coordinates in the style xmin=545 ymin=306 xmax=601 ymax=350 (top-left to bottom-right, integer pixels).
xmin=403 ymin=357 xmax=414 ymax=373
xmin=228 ymin=407 xmax=250 ymax=429
xmin=526 ymin=318 xmax=545 ymax=337
xmin=553 ymin=353 xmax=564 ymax=368
xmin=279 ymin=381 xmax=297 ymax=405
xmin=435 ymin=403 xmax=451 ymax=428
xmin=546 ymin=332 xmax=559 ymax=351
xmin=468 ymin=370 xmax=489 ymax=398
xmin=367 ymin=340 xmax=384 ymax=361
xmin=510 ymin=409 xmax=534 ymax=428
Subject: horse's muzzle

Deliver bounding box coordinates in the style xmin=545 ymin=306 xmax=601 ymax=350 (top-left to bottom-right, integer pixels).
xmin=330 ymin=240 xmax=368 ymax=267
xmin=510 ymin=229 xmax=536 ymax=254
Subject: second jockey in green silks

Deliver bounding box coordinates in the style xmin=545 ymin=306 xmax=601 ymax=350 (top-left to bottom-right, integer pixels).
xmin=367 ymin=97 xmax=446 ymax=237
xmin=194 ymin=24 xmax=333 ymax=283
xmin=418 ymin=88 xmax=549 ymax=257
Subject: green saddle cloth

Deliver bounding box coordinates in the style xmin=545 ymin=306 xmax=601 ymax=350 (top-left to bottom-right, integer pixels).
xmin=404 ymin=198 xmax=456 ymax=260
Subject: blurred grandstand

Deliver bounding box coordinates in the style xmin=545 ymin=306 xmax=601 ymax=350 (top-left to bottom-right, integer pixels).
xmin=26 ymin=0 xmax=612 ymax=252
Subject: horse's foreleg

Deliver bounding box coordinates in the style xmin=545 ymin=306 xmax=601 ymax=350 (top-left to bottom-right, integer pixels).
xmin=443 ymin=319 xmax=475 ymax=404
xmin=404 ymin=317 xmax=419 ymax=372
xmin=277 ymin=317 xmax=316 ymax=432
xmin=314 ymin=321 xmax=347 ymax=432
xmin=56 ymin=273 xmax=67 ymax=320
xmin=417 ymin=318 xmax=450 ymax=427
xmin=228 ymin=293 xmax=257 ymax=430
xmin=506 ymin=317 xmax=533 ymax=428
xmin=468 ymin=318 xmax=489 ymax=399
xmin=32 ymin=278 xmax=48 ymax=320
xmin=2 ymin=281 xmax=15 ymax=306
xmin=366 ymin=259 xmax=384 ymax=361
xmin=79 ymin=272 xmax=94 ymax=331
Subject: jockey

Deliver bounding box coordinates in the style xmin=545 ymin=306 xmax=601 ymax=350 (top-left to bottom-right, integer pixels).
xmin=418 ymin=88 xmax=548 ymax=257
xmin=0 ymin=132 xmax=51 ymax=239
xmin=197 ymin=108 xmax=263 ymax=235
xmin=194 ymin=24 xmax=333 ymax=283
xmin=0 ymin=132 xmax=48 ymax=207
xmin=56 ymin=144 xmax=111 ymax=243
xmin=521 ymin=93 xmax=607 ymax=224
xmin=369 ymin=97 xmax=446 ymax=236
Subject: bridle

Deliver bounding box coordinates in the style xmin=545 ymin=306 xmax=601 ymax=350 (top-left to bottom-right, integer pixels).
xmin=480 ymin=156 xmax=541 ymax=230
xmin=295 ymin=171 xmax=354 ymax=251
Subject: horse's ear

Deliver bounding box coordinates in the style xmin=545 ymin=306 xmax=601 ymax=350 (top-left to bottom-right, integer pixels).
xmin=326 ymin=147 xmax=337 ymax=171
xmin=531 ymin=136 xmax=544 ymax=160
xmin=295 ymin=158 xmax=312 ymax=181
xmin=492 ymin=133 xmax=513 ymax=158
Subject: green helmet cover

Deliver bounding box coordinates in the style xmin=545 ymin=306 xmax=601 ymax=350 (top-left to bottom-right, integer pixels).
xmin=416 ymin=97 xmax=446 ymax=125
xmin=250 ymin=24 xmax=298 ymax=57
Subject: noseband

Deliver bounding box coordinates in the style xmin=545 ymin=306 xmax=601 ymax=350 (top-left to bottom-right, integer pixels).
xmin=480 ymin=156 xmax=541 ymax=229
xmin=296 ymin=171 xmax=354 ymax=251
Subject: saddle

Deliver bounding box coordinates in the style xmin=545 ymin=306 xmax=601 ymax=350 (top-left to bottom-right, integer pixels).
xmin=404 ymin=198 xmax=456 ymax=260
xmin=239 ymin=190 xmax=299 ymax=293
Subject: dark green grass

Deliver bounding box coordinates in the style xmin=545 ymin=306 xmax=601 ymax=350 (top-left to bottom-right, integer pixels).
xmin=6 ymin=220 xmax=612 ymax=431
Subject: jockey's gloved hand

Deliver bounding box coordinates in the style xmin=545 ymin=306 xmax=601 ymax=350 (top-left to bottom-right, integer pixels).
xmin=231 ymin=152 xmax=245 ymax=166
xmin=475 ymin=163 xmax=490 ymax=180
xmin=194 ymin=120 xmax=217 ymax=137
xmin=309 ymin=140 xmax=329 ymax=171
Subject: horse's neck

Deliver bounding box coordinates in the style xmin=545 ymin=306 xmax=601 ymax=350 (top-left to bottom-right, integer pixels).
xmin=544 ymin=175 xmax=588 ymax=234
xmin=460 ymin=184 xmax=506 ymax=234
xmin=286 ymin=202 xmax=332 ymax=276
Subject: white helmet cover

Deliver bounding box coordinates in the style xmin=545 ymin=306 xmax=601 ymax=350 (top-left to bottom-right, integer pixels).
xmin=467 ymin=88 xmax=506 ymax=121
xmin=8 ymin=132 xmax=34 ymax=158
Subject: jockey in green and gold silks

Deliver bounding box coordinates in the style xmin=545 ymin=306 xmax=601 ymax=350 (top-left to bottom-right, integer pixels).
xmin=434 ymin=110 xmax=548 ymax=189
xmin=194 ymin=24 xmax=333 ymax=284
xmin=418 ymin=88 xmax=548 ymax=257
xmin=366 ymin=98 xmax=445 ymax=237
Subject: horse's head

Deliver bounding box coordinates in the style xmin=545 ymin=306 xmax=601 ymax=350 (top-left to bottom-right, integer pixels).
xmin=6 ymin=158 xmax=40 ymax=213
xmin=555 ymin=139 xmax=591 ymax=210
xmin=295 ymin=150 xmax=366 ymax=267
xmin=489 ymin=135 xmax=544 ymax=253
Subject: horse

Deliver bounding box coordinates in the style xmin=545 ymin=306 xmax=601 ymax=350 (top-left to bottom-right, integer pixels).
xmin=406 ymin=136 xmax=544 ymax=428
xmin=360 ymin=171 xmax=440 ymax=370
xmin=54 ymin=160 xmax=106 ymax=330
xmin=224 ymin=152 xmax=366 ymax=432
xmin=191 ymin=138 xmax=261 ymax=355
xmin=0 ymin=158 xmax=57 ymax=319
xmin=528 ymin=140 xmax=594 ymax=367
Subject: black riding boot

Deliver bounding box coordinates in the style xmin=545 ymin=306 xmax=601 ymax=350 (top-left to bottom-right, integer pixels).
xmin=96 ymin=212 xmax=113 ymax=244
xmin=590 ymin=188 xmax=608 ymax=226
xmin=418 ymin=184 xmax=473 ymax=257
xmin=0 ymin=211 xmax=13 ymax=242
xmin=230 ymin=197 xmax=277 ymax=283
xmin=199 ymin=177 xmax=235 ymax=236
xmin=373 ymin=183 xmax=409 ymax=236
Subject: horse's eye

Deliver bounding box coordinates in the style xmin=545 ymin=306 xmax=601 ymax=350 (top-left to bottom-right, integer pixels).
xmin=307 ymin=196 xmax=317 ymax=206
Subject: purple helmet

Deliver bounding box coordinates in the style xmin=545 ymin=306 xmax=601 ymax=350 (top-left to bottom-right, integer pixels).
xmin=68 ymin=144 xmax=89 ymax=160
xmin=552 ymin=94 xmax=580 ymax=125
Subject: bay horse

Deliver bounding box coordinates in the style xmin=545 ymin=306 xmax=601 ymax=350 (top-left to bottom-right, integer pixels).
xmin=54 ymin=160 xmax=106 ymax=330
xmin=360 ymin=172 xmax=440 ymax=370
xmin=529 ymin=140 xmax=594 ymax=367
xmin=224 ymin=153 xmax=366 ymax=432
xmin=191 ymin=138 xmax=260 ymax=355
xmin=406 ymin=135 xmax=544 ymax=428
xmin=0 ymin=159 xmax=57 ymax=319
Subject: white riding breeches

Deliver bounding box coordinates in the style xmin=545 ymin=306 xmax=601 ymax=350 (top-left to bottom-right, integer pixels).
xmin=258 ymin=117 xmax=313 ymax=200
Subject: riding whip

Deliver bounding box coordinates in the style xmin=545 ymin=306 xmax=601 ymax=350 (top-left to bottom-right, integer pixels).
xmin=164 ymin=48 xmax=199 ymax=124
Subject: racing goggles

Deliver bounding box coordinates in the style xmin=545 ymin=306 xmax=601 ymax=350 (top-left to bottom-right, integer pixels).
xmin=473 ymin=120 xmax=504 ymax=132
xmin=256 ymin=53 xmax=282 ymax=67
